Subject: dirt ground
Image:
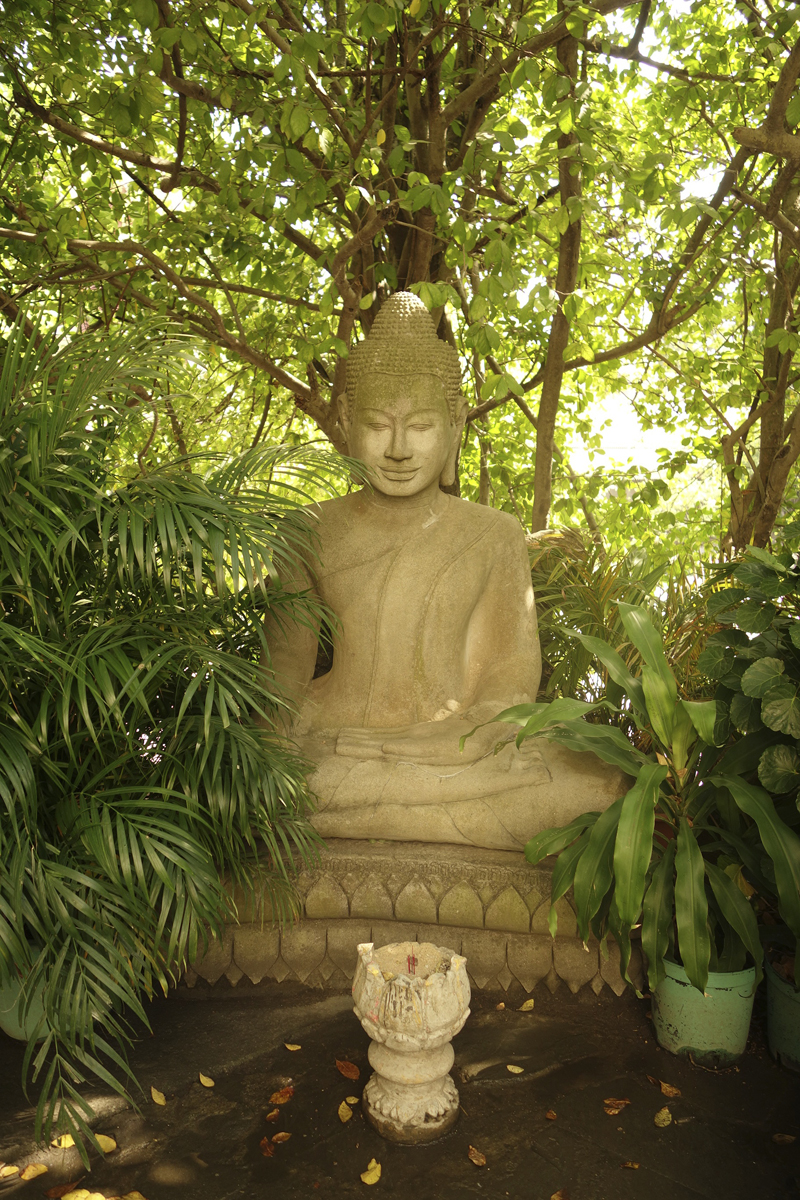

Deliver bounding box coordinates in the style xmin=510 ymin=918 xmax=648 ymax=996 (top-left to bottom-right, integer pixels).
xmin=0 ymin=977 xmax=798 ymax=1200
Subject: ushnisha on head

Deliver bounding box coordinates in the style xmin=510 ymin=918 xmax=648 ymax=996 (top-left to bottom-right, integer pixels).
xmin=339 ymin=292 xmax=469 ymax=496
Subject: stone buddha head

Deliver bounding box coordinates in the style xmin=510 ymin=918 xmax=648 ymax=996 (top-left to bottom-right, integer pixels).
xmin=339 ymin=292 xmax=469 ymax=498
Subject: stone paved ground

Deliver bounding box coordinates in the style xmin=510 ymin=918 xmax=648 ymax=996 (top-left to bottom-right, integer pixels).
xmin=0 ymin=979 xmax=798 ymax=1200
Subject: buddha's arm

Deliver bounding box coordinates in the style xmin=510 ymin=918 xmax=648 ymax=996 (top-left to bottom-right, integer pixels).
xmin=262 ymin=561 xmax=321 ymax=725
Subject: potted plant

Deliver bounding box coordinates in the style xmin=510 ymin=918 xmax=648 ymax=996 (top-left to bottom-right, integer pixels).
xmin=0 ymin=317 xmax=329 ymax=1155
xmin=467 ymin=600 xmax=800 ymax=1065
xmin=699 ymin=546 xmax=800 ymax=1069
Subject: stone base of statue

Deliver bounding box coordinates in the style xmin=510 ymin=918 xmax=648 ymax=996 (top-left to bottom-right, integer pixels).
xmin=352 ymin=941 xmax=470 ymax=1144
xmin=186 ymin=839 xmax=645 ymax=997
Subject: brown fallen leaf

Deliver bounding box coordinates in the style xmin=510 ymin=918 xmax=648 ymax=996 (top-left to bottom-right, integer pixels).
xmin=336 ymin=1059 xmax=360 ymax=1081
xmin=646 ymin=1073 xmax=658 ymax=1087
xmin=272 ymin=1132 xmax=291 ymax=1144
xmin=621 ymin=1161 xmax=640 ymax=1169
xmin=519 ymin=998 xmax=535 ymax=1011
xmin=265 ymin=1108 xmax=281 ymax=1122
xmin=545 ymin=1110 xmax=557 ymax=1121
xmin=284 ymin=1043 xmax=301 ymax=1051
xmin=772 ymin=1133 xmax=796 ymax=1145
xmin=360 ymin=1158 xmax=381 ymax=1185
xmin=467 ymin=1145 xmax=486 ymax=1167
xmin=150 ymin=1086 xmax=166 ymax=1106
xmin=259 ymin=1136 xmax=275 ymax=1158
xmin=654 ymin=1106 xmax=672 ymax=1128
xmin=269 ymin=1086 xmax=295 ymax=1105
xmin=506 ymin=1064 xmax=524 ymax=1074
xmin=338 ymin=1100 xmax=353 ymax=1124
xmin=346 ymin=1096 xmax=360 ymax=1105
xmin=603 ymin=1098 xmax=630 ymax=1116
xmin=199 ymin=1073 xmax=215 ymax=1088
xmin=20 ymin=1164 xmax=48 ymax=1180
xmin=46 ymin=1185 xmax=86 ymax=1199
xmin=660 ymin=1081 xmax=681 ymax=1098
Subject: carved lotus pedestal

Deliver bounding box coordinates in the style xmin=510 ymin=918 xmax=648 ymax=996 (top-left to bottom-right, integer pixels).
xmin=352 ymin=940 xmax=470 ymax=1145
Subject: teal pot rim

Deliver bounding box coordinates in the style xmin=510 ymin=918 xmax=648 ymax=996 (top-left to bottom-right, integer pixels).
xmin=765 ymin=959 xmax=800 ymax=996
xmin=664 ymin=959 xmax=757 ymax=991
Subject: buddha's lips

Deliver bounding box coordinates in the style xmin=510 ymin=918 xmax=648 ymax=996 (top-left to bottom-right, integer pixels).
xmin=380 ymin=468 xmax=419 ymax=479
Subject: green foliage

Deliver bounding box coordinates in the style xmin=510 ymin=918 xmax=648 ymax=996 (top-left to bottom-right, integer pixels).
xmin=0 ymin=317 xmax=329 ymax=1155
xmin=474 ymin=602 xmax=800 ymax=996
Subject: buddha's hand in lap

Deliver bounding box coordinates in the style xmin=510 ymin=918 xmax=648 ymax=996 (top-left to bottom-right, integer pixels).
xmin=334 ymin=718 xmax=541 ymax=768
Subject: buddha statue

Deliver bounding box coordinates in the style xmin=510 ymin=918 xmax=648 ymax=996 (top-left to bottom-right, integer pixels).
xmin=266 ymin=292 xmax=625 ymax=851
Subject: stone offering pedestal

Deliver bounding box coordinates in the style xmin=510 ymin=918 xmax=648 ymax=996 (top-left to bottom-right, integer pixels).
xmin=352 ymin=940 xmax=470 ymax=1144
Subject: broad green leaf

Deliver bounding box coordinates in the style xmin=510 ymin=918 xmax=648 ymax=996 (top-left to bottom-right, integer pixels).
xmin=729 ymin=692 xmax=764 ymax=734
xmin=641 ymin=663 xmax=676 ymax=746
xmin=674 ymin=817 xmax=710 ymax=993
xmin=642 ymin=840 xmax=675 ymax=992
xmin=535 ymin=722 xmax=643 ymax=774
xmin=617 ymin=602 xmax=671 ymax=679
xmin=712 ymin=775 xmax=800 ymax=937
xmin=761 ymin=682 xmax=800 ymax=737
xmin=705 ymin=861 xmax=762 ymax=984
xmin=570 ymin=630 xmax=646 ymax=713
xmin=547 ymin=833 xmax=591 ymax=937
xmin=524 ymin=810 xmax=599 ymax=865
xmin=679 ymin=699 xmax=720 ymax=746
xmin=613 ymin=762 xmax=668 ymax=930
xmin=740 ymin=657 xmax=785 ymax=697
xmin=758 ymin=743 xmax=800 ymax=793
xmin=515 ymin=697 xmax=609 ymax=743
xmin=572 ymin=795 xmax=624 ymax=942
xmin=696 ymin=643 xmax=734 ymax=679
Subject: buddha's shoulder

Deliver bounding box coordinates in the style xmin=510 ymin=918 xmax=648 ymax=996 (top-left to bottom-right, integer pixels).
xmin=444 ymin=495 xmax=525 ymax=543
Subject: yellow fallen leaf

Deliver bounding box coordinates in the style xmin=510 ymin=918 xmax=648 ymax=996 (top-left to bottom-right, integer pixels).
xmin=550 ymin=1191 xmax=570 ymax=1200
xmin=95 ymin=1134 xmax=117 ymax=1153
xmin=61 ymin=1191 xmax=93 ymax=1200
xmin=518 ymin=998 xmax=535 ymax=1011
xmin=603 ymin=1097 xmax=630 ymax=1116
xmin=20 ymin=1164 xmax=48 ymax=1180
xmin=346 ymin=1096 xmax=360 ymax=1105
xmin=265 ymin=1108 xmax=281 ymax=1122
xmin=269 ymin=1085 xmax=294 ymax=1105
xmin=773 ymin=1133 xmax=796 ymax=1144
xmin=376 ymin=129 xmax=386 ymax=145
xmin=506 ymin=1064 xmax=524 ymax=1074
xmin=467 ymin=1145 xmax=486 ymax=1167
xmin=495 ymin=1002 xmax=505 ymax=1010
xmin=660 ymin=1081 xmax=681 ymax=1098
xmin=284 ymin=1043 xmax=301 ymax=1051
xmin=272 ymin=1131 xmax=291 ymax=1143
xmin=338 ymin=1100 xmax=353 ymax=1123
xmin=360 ymin=1158 xmax=381 ymax=1185
xmin=199 ymin=1072 xmax=215 ymax=1088
xmin=51 ymin=1133 xmax=75 ymax=1148
xmin=150 ymin=1085 xmax=166 ymax=1106
xmin=654 ymin=1106 xmax=672 ymax=1128
xmin=0 ymin=1165 xmax=19 ymax=1178
xmin=122 ymin=1194 xmax=150 ymax=1200
xmin=621 ymin=1161 xmax=640 ymax=1169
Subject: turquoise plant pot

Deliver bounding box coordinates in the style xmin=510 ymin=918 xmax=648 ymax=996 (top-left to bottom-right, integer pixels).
xmin=651 ymin=960 xmax=756 ymax=1067
xmin=766 ymin=961 xmax=800 ymax=1073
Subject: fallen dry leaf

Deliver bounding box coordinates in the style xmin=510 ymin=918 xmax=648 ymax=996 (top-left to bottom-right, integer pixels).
xmin=346 ymin=1096 xmax=360 ymax=1105
xmin=603 ymin=1098 xmax=630 ymax=1116
xmin=0 ymin=1165 xmax=19 ymax=1178
xmin=519 ymin=998 xmax=535 ymax=1011
xmin=20 ymin=1164 xmax=48 ymax=1180
xmin=265 ymin=1108 xmax=281 ymax=1123
xmin=338 ymin=1100 xmax=353 ymax=1124
xmin=121 ymin=1193 xmax=149 ymax=1200
xmin=46 ymin=1185 xmax=85 ymax=1199
xmin=61 ymin=1192 xmax=105 ymax=1200
xmin=467 ymin=1145 xmax=486 ymax=1167
xmin=150 ymin=1085 xmax=166 ymax=1106
xmin=496 ymin=1002 xmax=505 ymax=1010
xmin=199 ymin=1072 xmax=215 ymax=1088
xmin=550 ymin=1191 xmax=570 ymax=1200
xmin=646 ymin=1073 xmax=658 ymax=1086
xmin=272 ymin=1132 xmax=291 ymax=1144
xmin=269 ymin=1086 xmax=295 ymax=1105
xmin=660 ymin=1081 xmax=681 ymax=1098
xmin=772 ymin=1133 xmax=796 ymax=1145
xmin=51 ymin=1134 xmax=75 ymax=1149
xmin=259 ymin=1136 xmax=275 ymax=1158
xmin=284 ymin=1043 xmax=301 ymax=1051
xmin=336 ymin=1059 xmax=360 ymax=1081
xmin=506 ymin=1064 xmax=524 ymax=1074
xmin=94 ymin=1135 xmax=117 ymax=1154
xmin=360 ymin=1158 xmax=381 ymax=1185
xmin=654 ymin=1106 xmax=672 ymax=1128
xmin=621 ymin=1161 xmax=640 ymax=1169
xmin=545 ymin=1110 xmax=557 ymax=1121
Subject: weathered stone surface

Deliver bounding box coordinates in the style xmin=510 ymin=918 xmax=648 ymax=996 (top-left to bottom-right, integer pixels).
xmin=460 ymin=931 xmax=508 ymax=989
xmin=416 ymin=923 xmax=461 ymax=954
xmin=233 ymin=926 xmax=280 ymax=985
xmin=485 ymin=886 xmax=531 ymax=934
xmin=304 ymin=875 xmax=349 ymax=920
xmin=524 ymin=886 xmax=544 ymax=914
xmin=270 ymin=956 xmax=291 ymax=983
xmin=371 ymin=920 xmax=418 ymax=949
xmin=193 ymin=930 xmax=233 ymax=984
xmin=506 ymin=933 xmax=552 ymax=992
xmin=225 ymin=963 xmax=244 ymax=986
xmin=554 ymin=940 xmax=598 ymax=994
xmin=544 ymin=964 xmax=561 ymax=993
xmin=438 ymin=882 xmax=484 ymax=930
xmin=394 ymin=880 xmax=437 ymax=925
xmin=531 ymin=896 xmax=577 ymax=938
xmin=280 ymin=923 xmax=327 ymax=983
xmin=350 ymin=876 xmax=394 ymax=921
xmin=326 ymin=920 xmax=372 ymax=976
xmin=590 ymin=972 xmax=605 ymax=995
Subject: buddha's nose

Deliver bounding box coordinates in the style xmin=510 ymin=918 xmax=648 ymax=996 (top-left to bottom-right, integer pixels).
xmin=386 ymin=426 xmax=412 ymax=460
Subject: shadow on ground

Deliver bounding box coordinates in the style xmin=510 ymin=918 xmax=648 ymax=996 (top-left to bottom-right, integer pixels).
xmin=1 ymin=979 xmax=798 ymax=1200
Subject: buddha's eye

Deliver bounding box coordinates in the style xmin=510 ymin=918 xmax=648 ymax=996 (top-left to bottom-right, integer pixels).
xmin=409 ymin=423 xmax=433 ymax=431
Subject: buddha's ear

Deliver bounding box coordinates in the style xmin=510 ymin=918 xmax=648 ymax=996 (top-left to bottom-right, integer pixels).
xmin=440 ymin=396 xmax=469 ymax=487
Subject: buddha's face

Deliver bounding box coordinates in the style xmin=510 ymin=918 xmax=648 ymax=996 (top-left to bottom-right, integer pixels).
xmin=344 ymin=373 xmax=465 ymax=499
